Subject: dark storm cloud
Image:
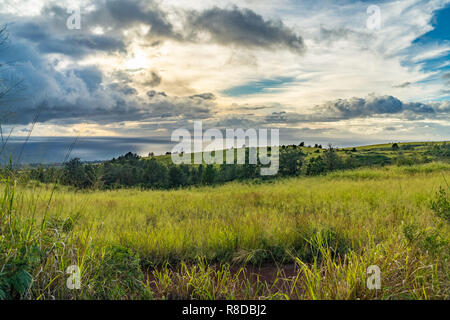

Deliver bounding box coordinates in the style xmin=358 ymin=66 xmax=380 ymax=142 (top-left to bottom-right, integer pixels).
xmin=10 ymin=21 xmax=126 ymax=57
xmin=0 ymin=35 xmax=215 ymax=126
xmin=0 ymin=33 xmax=146 ymax=125
xmin=262 ymin=95 xmax=449 ymax=124
xmin=0 ymin=0 xmax=309 ymax=128
xmin=38 ymin=0 xmax=178 ymax=42
xmin=1 ymin=85 xmax=215 ymax=125
xmin=186 ymin=7 xmax=306 ymax=53
xmin=39 ymin=34 xmax=125 ymax=56
xmin=80 ymin=0 xmax=178 ymax=39
xmin=35 ymin=1 xmax=306 ymax=53
xmin=2 ymin=0 xmax=177 ymax=61
xmin=320 ymin=95 xmax=404 ymax=118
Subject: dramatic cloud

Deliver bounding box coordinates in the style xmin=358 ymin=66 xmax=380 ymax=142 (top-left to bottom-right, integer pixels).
xmin=0 ymin=36 xmax=215 ymax=125
xmin=8 ymin=18 xmax=126 ymax=58
xmin=263 ymin=95 xmax=449 ymax=124
xmin=16 ymin=1 xmax=306 ymax=57
xmin=186 ymin=7 xmax=306 ymax=53
xmin=0 ymin=0 xmax=448 ymax=145
xmin=41 ymin=0 xmax=179 ymax=42
xmin=319 ymin=95 xmax=404 ymax=118
xmin=0 ymin=0 xmax=308 ymax=128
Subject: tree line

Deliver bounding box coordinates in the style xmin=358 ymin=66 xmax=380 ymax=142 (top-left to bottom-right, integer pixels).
xmin=24 ymin=143 xmax=449 ymax=190
xmin=25 ymin=145 xmax=363 ymax=189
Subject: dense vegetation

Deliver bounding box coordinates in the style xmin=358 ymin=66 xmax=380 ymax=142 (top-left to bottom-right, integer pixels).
xmin=1 ymin=154 xmax=449 ymax=299
xmin=25 ymin=141 xmax=450 ymax=190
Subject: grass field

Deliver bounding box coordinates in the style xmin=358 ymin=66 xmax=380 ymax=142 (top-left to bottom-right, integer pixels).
xmin=1 ymin=159 xmax=449 ymax=300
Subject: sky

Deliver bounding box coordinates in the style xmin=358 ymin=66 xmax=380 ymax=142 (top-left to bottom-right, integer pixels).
xmin=0 ymin=0 xmax=449 ymax=161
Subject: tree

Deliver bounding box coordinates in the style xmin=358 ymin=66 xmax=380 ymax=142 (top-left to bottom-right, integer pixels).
xmin=202 ymin=164 xmax=216 ymax=185
xmin=63 ymin=158 xmax=85 ymax=188
xmin=82 ymin=164 xmax=98 ymax=188
xmin=143 ymin=158 xmax=168 ymax=188
xmin=279 ymin=149 xmax=304 ymax=176
xmin=305 ymin=156 xmax=326 ymax=175
xmin=189 ymin=166 xmax=201 ymax=185
xmin=392 ymin=143 xmax=399 ymax=151
xmin=322 ymin=145 xmax=342 ymax=171
xmin=168 ymin=165 xmax=184 ymax=187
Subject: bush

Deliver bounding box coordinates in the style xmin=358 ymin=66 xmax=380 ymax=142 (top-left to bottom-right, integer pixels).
xmin=430 ymin=186 xmax=450 ymax=222
xmin=305 ymin=156 xmax=327 ymax=175
xmin=279 ymin=149 xmax=304 ymax=176
xmin=89 ymin=245 xmax=151 ymax=299
xmin=403 ymin=223 xmax=448 ymax=256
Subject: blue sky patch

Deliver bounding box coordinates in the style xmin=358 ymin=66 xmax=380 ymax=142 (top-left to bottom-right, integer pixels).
xmin=413 ymin=4 xmax=450 ymax=45
xmin=222 ymin=77 xmax=296 ymax=97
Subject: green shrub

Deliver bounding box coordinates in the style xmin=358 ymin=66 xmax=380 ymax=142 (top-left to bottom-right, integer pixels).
xmin=403 ymin=223 xmax=448 ymax=256
xmin=431 ymin=187 xmax=450 ymax=222
xmin=89 ymin=245 xmax=151 ymax=299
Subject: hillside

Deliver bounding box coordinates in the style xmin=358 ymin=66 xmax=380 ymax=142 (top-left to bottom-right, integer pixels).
xmin=23 ymin=141 xmax=450 ymax=191
xmin=2 ymin=161 xmax=449 ymax=299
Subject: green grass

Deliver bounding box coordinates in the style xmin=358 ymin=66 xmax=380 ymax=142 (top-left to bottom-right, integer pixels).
xmin=2 ymin=161 xmax=448 ymax=299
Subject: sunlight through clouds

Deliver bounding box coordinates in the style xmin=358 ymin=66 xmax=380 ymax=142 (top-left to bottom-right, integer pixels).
xmin=0 ymin=0 xmax=448 ymax=143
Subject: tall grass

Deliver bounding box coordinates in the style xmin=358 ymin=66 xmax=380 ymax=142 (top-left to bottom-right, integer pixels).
xmin=0 ymin=172 xmax=151 ymax=299
xmin=1 ymin=162 xmax=449 ymax=299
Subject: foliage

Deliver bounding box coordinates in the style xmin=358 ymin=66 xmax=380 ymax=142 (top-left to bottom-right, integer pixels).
xmin=431 ymin=186 xmax=450 ymax=222
xmin=25 ymin=142 xmax=449 ymax=191
xmin=1 ymin=162 xmax=450 ymax=299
